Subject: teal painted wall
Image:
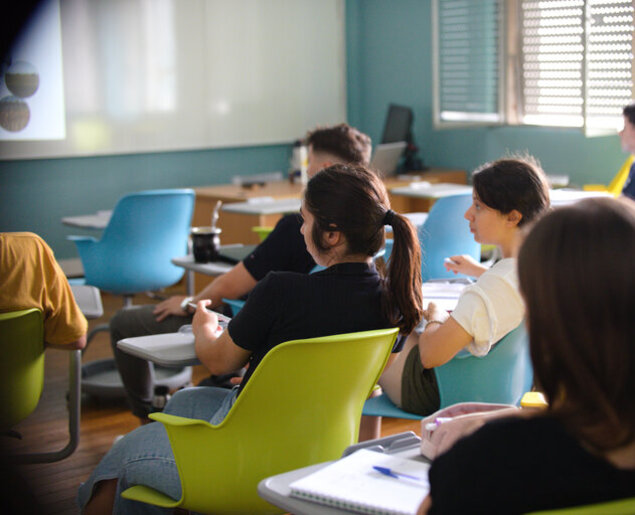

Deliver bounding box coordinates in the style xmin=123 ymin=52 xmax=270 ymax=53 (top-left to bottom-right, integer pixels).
xmin=347 ymin=0 xmax=624 ymax=187
xmin=1 ymin=0 xmax=627 ymax=260
xmin=0 ymin=145 xmax=290 ymax=259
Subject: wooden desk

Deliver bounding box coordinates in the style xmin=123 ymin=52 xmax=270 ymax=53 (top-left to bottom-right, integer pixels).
xmin=193 ymin=168 xmax=466 ymax=245
xmin=193 ymin=182 xmax=304 ymax=245
xmin=384 ymin=168 xmax=468 ymax=212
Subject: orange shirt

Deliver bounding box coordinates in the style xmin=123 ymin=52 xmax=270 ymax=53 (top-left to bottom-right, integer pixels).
xmin=0 ymin=232 xmax=87 ymax=346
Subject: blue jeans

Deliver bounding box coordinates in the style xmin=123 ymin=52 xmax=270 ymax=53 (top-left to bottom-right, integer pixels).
xmin=77 ymin=386 xmax=237 ymax=514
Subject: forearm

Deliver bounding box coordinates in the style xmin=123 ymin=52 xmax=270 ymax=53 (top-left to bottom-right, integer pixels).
xmin=418 ymin=317 xmax=472 ymax=368
xmin=193 ymin=263 xmax=257 ymax=308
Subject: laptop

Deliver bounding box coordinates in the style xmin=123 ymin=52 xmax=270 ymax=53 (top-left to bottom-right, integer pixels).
xmin=370 ymin=141 xmax=407 ymax=176
xmin=217 ymin=244 xmax=259 ymax=264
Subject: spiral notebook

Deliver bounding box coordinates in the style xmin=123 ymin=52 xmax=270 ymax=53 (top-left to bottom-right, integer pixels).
xmin=289 ymin=449 xmax=429 ymax=515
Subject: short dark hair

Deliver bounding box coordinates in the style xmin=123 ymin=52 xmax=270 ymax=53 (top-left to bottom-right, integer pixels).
xmin=623 ymin=102 xmax=635 ymax=127
xmin=518 ymin=197 xmax=635 ymax=452
xmin=305 ymin=124 xmax=372 ymax=166
xmin=472 ymin=155 xmax=550 ymax=227
xmin=304 ymin=164 xmax=423 ymax=333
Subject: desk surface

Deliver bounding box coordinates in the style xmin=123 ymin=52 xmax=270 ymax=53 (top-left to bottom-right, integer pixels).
xmin=171 ymin=254 xmax=235 ymax=276
xmin=194 ymin=181 xmax=304 ymax=203
xmin=62 ymin=210 xmax=112 ymax=229
xmin=222 ymin=197 xmax=302 ymax=215
xmin=70 ymin=284 xmax=104 ymax=319
xmin=117 ymin=331 xmax=200 ymax=367
xmin=549 ymin=188 xmax=612 ymax=205
xmin=258 ymin=433 xmax=427 ymax=515
xmin=390 ymin=182 xmax=473 ymax=199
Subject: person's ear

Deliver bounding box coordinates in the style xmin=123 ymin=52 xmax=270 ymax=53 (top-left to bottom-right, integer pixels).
xmin=323 ymin=229 xmax=342 ymax=247
xmin=506 ymin=209 xmax=523 ymax=227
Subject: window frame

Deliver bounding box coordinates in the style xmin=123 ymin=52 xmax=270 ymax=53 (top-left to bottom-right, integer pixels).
xmin=432 ymin=0 xmax=635 ymax=135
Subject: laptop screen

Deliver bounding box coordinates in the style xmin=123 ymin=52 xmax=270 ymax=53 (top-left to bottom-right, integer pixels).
xmin=370 ymin=141 xmax=407 ymax=176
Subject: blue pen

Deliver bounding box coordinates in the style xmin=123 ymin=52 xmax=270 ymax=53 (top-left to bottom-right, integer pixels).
xmin=372 ymin=466 xmax=425 ymax=482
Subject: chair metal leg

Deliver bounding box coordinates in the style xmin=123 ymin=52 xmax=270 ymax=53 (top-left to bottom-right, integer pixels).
xmin=15 ymin=350 xmax=81 ymax=464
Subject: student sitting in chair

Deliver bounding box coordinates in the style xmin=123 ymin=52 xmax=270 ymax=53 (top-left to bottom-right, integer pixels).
xmin=108 ymin=123 xmax=373 ymax=423
xmin=0 ymin=232 xmax=87 ymax=350
xmin=378 ymin=156 xmax=550 ymax=416
xmin=78 ymin=163 xmax=423 ymax=514
xmin=417 ymin=197 xmax=635 ymax=514
xmin=618 ymin=101 xmax=635 ymax=200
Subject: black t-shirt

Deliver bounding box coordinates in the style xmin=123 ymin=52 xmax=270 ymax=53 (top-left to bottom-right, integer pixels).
xmin=228 ymin=262 xmax=396 ymax=394
xmin=428 ymin=415 xmax=635 ymax=514
xmin=241 ymin=214 xmax=315 ymax=281
xmin=622 ymin=161 xmax=635 ymax=200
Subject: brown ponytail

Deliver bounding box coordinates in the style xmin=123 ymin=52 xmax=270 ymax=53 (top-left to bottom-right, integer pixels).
xmin=382 ymin=212 xmax=423 ymax=333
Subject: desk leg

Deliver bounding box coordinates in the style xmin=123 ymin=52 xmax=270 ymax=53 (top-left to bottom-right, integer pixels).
xmin=186 ymin=270 xmax=195 ymax=296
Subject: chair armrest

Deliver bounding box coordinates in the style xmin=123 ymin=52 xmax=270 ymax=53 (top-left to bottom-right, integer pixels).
xmin=149 ymin=412 xmax=212 ymax=428
xmin=67 ymin=235 xmax=97 ymax=243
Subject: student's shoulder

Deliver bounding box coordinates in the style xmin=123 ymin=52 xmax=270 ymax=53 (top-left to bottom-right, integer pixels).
xmin=472 ymin=257 xmax=518 ymax=292
xmin=263 ymin=268 xmax=311 ymax=285
xmin=274 ymin=213 xmax=302 ymax=231
xmin=439 ymin=415 xmax=554 ymax=462
xmin=1 ymin=232 xmax=52 ymax=256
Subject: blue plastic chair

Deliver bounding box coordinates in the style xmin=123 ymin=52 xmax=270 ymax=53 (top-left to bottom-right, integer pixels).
xmin=69 ymin=189 xmax=195 ymax=398
xmin=363 ymin=323 xmax=533 ymax=419
xmin=223 ymin=298 xmax=246 ymax=316
xmin=69 ymin=188 xmax=195 ymax=302
xmin=418 ymin=193 xmax=480 ymax=282
xmin=381 ymin=195 xmax=479 ymax=282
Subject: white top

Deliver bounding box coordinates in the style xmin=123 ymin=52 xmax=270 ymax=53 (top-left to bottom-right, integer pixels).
xmin=450 ymin=258 xmax=524 ymax=357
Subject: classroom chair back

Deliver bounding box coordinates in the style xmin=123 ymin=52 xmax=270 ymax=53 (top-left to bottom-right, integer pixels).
xmin=363 ymin=323 xmax=532 ymax=420
xmin=418 ymin=192 xmax=481 ymax=282
xmin=434 ymin=322 xmax=532 ymax=407
xmin=68 ymin=188 xmax=194 ymax=297
xmin=0 ymin=308 xmax=81 ymax=463
xmin=525 ymin=496 xmax=635 ymax=514
xmin=121 ymin=327 xmax=399 ymax=514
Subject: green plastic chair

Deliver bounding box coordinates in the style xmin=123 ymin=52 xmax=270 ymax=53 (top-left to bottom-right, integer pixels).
xmin=0 ymin=308 xmax=82 ymax=463
xmin=252 ymin=225 xmax=275 ymax=242
xmin=121 ymin=327 xmax=399 ymax=513
xmin=526 ymin=496 xmax=635 ymax=514
xmin=363 ymin=323 xmax=532 ymax=420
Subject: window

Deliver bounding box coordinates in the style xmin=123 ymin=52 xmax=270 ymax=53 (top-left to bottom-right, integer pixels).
xmin=433 ymin=0 xmax=634 ymax=134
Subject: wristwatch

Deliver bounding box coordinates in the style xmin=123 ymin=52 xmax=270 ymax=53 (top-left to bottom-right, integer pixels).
xmin=180 ymin=296 xmax=194 ymax=313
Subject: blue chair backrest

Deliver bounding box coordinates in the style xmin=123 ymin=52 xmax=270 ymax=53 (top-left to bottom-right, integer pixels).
xmin=75 ymin=189 xmax=194 ymax=295
xmin=418 ymin=193 xmax=480 ymax=282
xmin=434 ymin=323 xmax=533 ymax=408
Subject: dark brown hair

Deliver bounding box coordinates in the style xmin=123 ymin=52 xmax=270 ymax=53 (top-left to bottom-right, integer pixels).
xmin=473 ymin=155 xmax=550 ymax=226
xmin=305 ymin=124 xmax=372 ymax=166
xmin=304 ymin=164 xmax=423 ymax=333
xmin=623 ymin=102 xmax=635 ymax=127
xmin=518 ymin=197 xmax=635 ymax=451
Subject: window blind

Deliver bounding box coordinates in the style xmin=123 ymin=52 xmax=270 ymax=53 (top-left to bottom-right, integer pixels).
xmin=434 ymin=0 xmax=502 ymax=124
xmin=585 ymin=0 xmax=634 ymax=132
xmin=519 ymin=0 xmax=633 ymax=131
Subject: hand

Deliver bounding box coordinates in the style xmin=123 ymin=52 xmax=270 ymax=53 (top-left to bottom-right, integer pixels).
xmin=420 ymin=402 xmax=520 ymax=459
xmin=229 ymin=363 xmax=249 ymax=386
xmin=192 ymin=299 xmax=219 ymax=343
xmin=153 ymin=295 xmax=192 ymax=322
xmin=422 ymin=302 xmax=449 ymax=325
xmin=443 ymin=254 xmax=486 ymax=278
